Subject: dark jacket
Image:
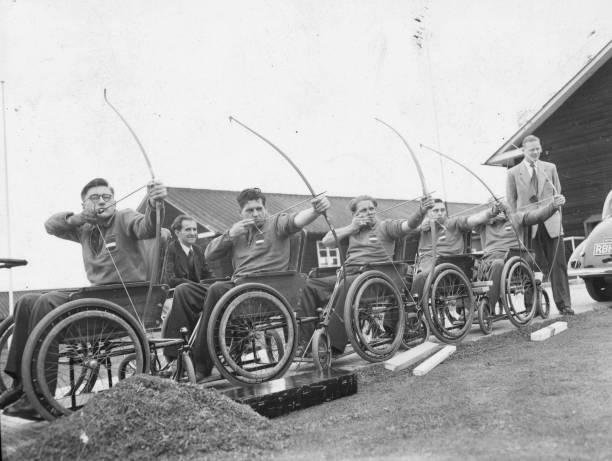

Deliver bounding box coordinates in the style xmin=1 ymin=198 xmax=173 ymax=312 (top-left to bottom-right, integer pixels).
xmin=164 ymin=240 xmax=212 ymax=288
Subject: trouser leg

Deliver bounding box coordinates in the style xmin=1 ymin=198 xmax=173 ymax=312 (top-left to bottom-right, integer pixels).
xmin=297 ymin=276 xmax=336 ymax=346
xmin=191 ymin=281 xmax=234 ymax=376
xmin=534 ymin=226 xmax=571 ymax=310
xmin=164 ymin=283 xmax=208 ymax=359
xmin=485 ymin=259 xmax=504 ymax=311
xmin=5 ymin=294 xmax=41 ymax=379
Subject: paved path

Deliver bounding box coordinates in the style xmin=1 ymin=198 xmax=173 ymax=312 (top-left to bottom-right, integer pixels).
xmin=1 ymin=280 xmax=608 ymax=457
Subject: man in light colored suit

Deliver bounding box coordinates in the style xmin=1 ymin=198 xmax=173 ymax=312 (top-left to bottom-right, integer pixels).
xmin=506 ymin=134 xmax=573 ymax=315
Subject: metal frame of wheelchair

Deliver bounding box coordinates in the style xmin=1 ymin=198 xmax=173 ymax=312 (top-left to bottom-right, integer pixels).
xmin=0 ymin=238 xmax=197 ymax=421
xmin=202 ymin=228 xmax=431 ymax=387
xmin=474 ymin=248 xmax=550 ymax=335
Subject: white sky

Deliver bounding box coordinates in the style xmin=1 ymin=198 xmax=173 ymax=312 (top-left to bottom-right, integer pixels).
xmin=1 ymin=0 xmax=611 ymax=290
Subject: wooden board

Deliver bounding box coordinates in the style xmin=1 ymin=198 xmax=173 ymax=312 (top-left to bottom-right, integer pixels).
xmin=413 ymin=345 xmax=456 ymax=376
xmin=383 ymin=341 xmax=441 ymax=372
xmin=530 ymin=321 xmax=568 ymax=341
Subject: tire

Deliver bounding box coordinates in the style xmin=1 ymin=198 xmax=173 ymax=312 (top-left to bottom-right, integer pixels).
xmin=422 ymin=263 xmax=475 ymax=344
xmin=312 ymin=328 xmax=332 ymax=373
xmin=538 ymin=288 xmax=551 ymax=319
xmin=344 ymin=271 xmax=405 ymax=362
xmin=401 ymin=311 xmax=429 ymax=349
xmin=21 ymin=299 xmax=149 ymax=421
xmin=584 ymin=277 xmax=612 ymax=302
xmin=0 ymin=315 xmax=15 ymax=393
xmin=206 ymin=283 xmax=297 ymax=386
xmin=118 ymin=353 xmax=138 ymax=380
xmin=501 ymin=257 xmax=537 ymax=327
xmin=477 ymin=298 xmax=493 ymax=335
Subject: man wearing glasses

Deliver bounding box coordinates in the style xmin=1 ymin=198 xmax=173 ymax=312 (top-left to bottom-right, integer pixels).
xmin=0 ymin=177 xmax=166 ymax=419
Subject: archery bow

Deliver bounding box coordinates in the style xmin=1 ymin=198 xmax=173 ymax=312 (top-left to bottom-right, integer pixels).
xmin=228 ymin=116 xmax=348 ymax=333
xmin=104 ymin=89 xmax=162 ymax=315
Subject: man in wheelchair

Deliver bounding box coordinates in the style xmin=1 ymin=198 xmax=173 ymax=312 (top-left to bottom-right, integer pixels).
xmin=475 ymin=194 xmax=567 ymax=315
xmin=190 ymin=187 xmax=330 ymax=381
xmin=0 ymin=177 xmax=167 ymax=419
xmin=298 ymin=194 xmax=433 ymax=356
xmin=411 ymin=198 xmax=497 ymax=300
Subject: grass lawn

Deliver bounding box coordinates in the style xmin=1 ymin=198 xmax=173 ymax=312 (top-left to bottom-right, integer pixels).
xmin=267 ymin=308 xmax=612 ymax=460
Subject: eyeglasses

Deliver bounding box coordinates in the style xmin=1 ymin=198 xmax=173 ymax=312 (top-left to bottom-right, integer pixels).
xmin=86 ymin=194 xmax=114 ymax=202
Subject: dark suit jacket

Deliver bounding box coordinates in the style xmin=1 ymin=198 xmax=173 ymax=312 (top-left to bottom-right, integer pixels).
xmin=164 ymin=240 xmax=212 ymax=288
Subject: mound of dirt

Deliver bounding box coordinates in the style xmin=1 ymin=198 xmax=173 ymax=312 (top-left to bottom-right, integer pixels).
xmin=12 ymin=375 xmax=287 ymax=460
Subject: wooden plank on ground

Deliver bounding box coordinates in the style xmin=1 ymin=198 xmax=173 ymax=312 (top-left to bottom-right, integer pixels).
xmin=413 ymin=345 xmax=456 ymax=376
xmin=384 ymin=341 xmax=441 ymax=372
xmin=530 ymin=321 xmax=568 ymax=341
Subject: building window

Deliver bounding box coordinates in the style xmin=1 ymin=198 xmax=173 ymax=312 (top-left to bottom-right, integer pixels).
xmin=316 ymin=241 xmax=340 ymax=268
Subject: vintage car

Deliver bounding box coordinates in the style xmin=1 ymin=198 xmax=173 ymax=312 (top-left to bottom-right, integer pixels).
xmin=568 ymin=190 xmax=612 ymax=302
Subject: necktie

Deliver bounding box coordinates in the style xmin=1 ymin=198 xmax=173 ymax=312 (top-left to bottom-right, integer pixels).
xmin=90 ymin=227 xmax=103 ymax=255
xmin=187 ymin=248 xmax=197 ymax=282
xmin=529 ymin=161 xmax=539 ymax=202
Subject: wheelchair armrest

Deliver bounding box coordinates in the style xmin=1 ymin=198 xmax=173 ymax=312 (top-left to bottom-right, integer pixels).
xmin=70 ymin=281 xmax=153 ymax=294
xmin=237 ymin=270 xmax=299 ymax=281
xmin=0 ymin=258 xmax=28 ymax=269
xmin=308 ymin=267 xmax=339 ymax=279
xmin=199 ymin=277 xmax=231 ymax=284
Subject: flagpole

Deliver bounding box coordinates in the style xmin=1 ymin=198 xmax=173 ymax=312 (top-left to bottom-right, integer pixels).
xmin=1 ymin=80 xmax=14 ymax=312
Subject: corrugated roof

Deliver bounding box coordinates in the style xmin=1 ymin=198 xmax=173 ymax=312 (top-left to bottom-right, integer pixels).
xmin=150 ymin=187 xmax=479 ymax=235
xmin=485 ymin=40 xmax=612 ymax=166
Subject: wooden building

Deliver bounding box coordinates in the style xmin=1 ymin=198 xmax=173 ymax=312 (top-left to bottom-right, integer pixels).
xmin=485 ymin=40 xmax=612 ymax=239
xmin=138 ymin=187 xmax=480 ymax=277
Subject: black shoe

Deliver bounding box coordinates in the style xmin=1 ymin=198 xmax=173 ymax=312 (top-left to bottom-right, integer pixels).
xmin=195 ymin=370 xmax=213 ymax=383
xmin=560 ymin=307 xmax=575 ymax=316
xmin=0 ymin=384 xmax=23 ymax=410
xmin=3 ymin=395 xmax=43 ymax=421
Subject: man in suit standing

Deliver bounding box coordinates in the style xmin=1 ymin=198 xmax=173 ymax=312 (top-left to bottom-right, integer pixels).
xmin=163 ymin=214 xmax=212 ymax=361
xmin=506 ymin=134 xmax=573 ymax=315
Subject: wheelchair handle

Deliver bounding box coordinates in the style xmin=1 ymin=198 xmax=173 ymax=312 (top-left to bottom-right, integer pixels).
xmin=0 ymin=258 xmax=28 ymax=269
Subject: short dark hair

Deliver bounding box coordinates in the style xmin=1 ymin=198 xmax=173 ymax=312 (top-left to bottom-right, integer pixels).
xmin=237 ymin=188 xmax=266 ymax=210
xmin=349 ymin=195 xmax=378 ymax=214
xmin=433 ymin=198 xmax=445 ymax=205
xmin=81 ymin=178 xmax=114 ymax=200
xmin=522 ymin=134 xmax=540 ymax=147
xmin=171 ymin=214 xmax=196 ymax=234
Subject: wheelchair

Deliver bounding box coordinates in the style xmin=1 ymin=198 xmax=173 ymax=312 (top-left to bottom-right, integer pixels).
xmin=0 ymin=232 xmax=196 ymax=421
xmin=475 ymin=247 xmax=547 ymax=334
xmin=204 ymin=232 xmax=416 ymax=386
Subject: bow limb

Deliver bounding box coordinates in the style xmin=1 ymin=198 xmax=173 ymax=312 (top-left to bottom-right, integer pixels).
xmin=228 ymin=116 xmax=344 ymax=260
xmin=374 ymin=118 xmax=437 ymax=265
xmin=104 ymin=90 xmax=162 ymax=317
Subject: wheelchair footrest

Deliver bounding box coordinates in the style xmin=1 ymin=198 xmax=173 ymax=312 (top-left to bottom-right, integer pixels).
xmin=222 ymin=368 xmax=357 ymax=418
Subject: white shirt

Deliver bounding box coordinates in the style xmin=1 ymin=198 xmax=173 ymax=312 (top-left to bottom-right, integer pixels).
xmin=179 ymin=242 xmax=193 ymax=257
xmin=522 ymin=158 xmax=538 ymax=178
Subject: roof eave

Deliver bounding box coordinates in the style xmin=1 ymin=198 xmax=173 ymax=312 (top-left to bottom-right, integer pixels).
xmin=485 ymin=40 xmax=612 ymax=167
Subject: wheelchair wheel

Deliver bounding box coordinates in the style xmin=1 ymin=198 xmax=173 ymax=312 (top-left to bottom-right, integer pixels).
xmin=538 ymin=288 xmax=551 ymax=319
xmin=422 ymin=263 xmax=475 ymax=344
xmin=0 ymin=315 xmax=15 ymax=393
xmin=501 ymin=257 xmax=537 ymax=327
xmin=344 ymin=271 xmax=405 ymax=362
xmin=477 ymin=298 xmax=493 ymax=335
xmin=21 ymin=299 xmax=149 ymax=420
xmin=207 ymin=283 xmax=297 ymax=386
xmin=312 ymin=328 xmax=332 ymax=373
xmin=401 ymin=311 xmax=429 ymax=349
